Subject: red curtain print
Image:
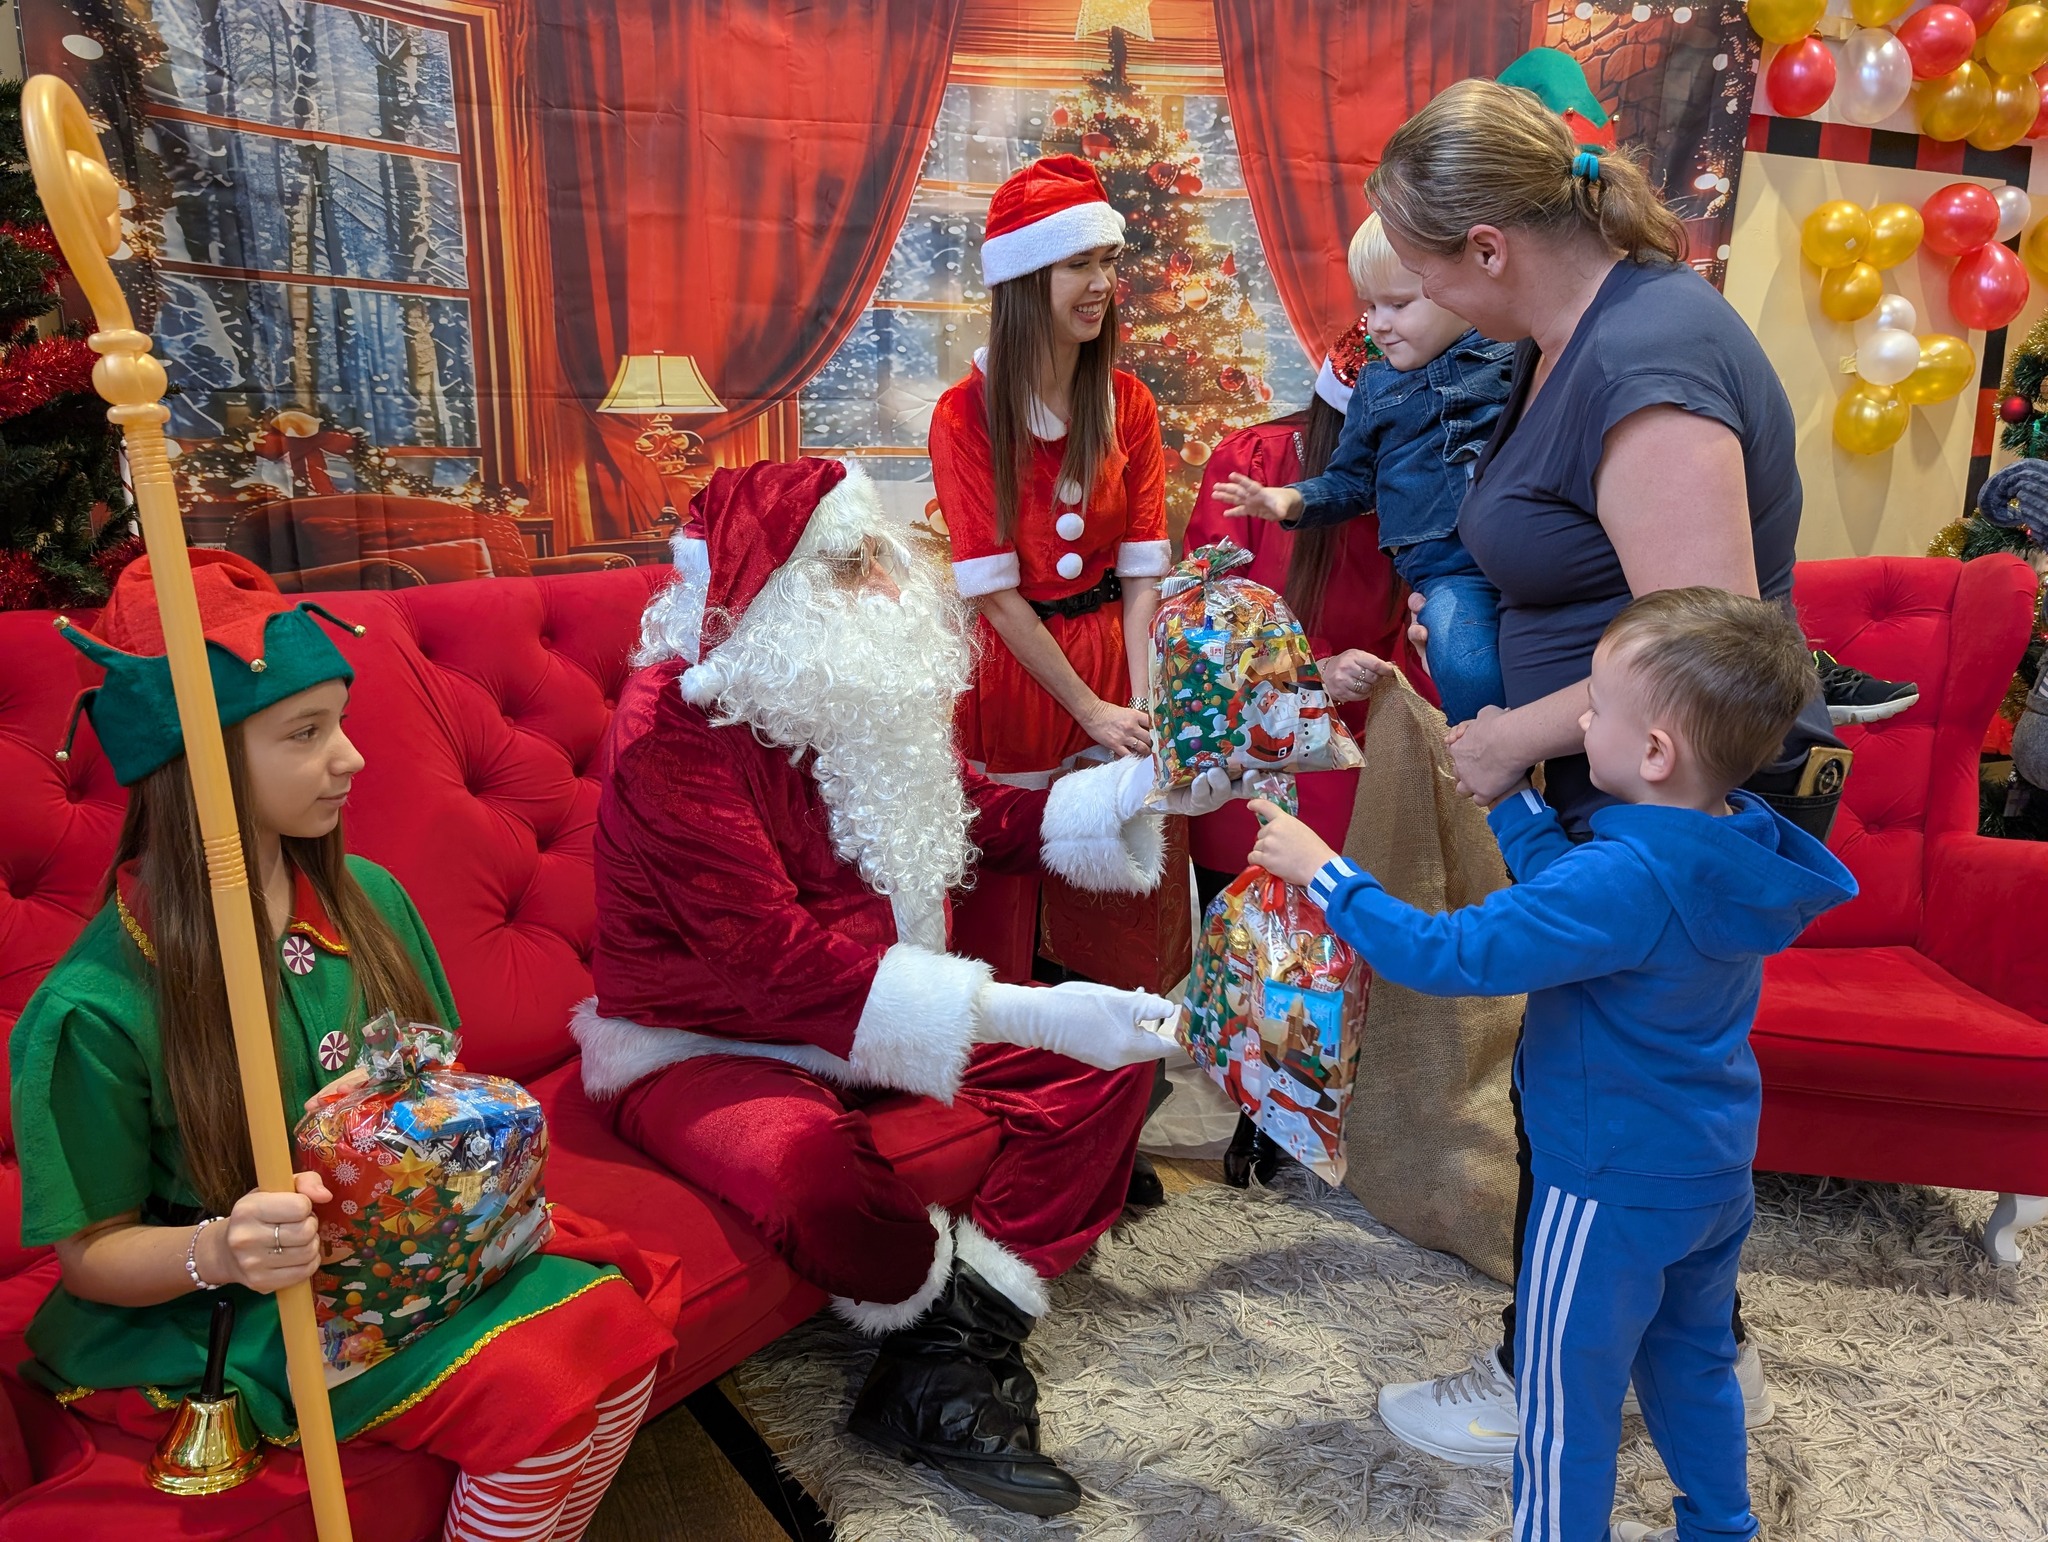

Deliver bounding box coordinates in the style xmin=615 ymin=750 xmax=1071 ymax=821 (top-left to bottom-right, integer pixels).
xmin=529 ymin=0 xmax=965 ymax=531
xmin=1213 ymin=1 xmax=1533 ymax=363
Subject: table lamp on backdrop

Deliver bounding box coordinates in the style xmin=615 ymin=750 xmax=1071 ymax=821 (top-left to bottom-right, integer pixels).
xmin=597 ymin=352 xmax=725 ymax=530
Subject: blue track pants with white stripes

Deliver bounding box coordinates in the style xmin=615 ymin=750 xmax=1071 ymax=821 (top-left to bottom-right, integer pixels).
xmin=1511 ymin=1184 xmax=1758 ymax=1542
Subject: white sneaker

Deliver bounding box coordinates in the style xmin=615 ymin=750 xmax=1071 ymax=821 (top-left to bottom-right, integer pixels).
xmin=1611 ymin=1526 xmax=1677 ymax=1542
xmin=1621 ymin=1341 xmax=1775 ymax=1429
xmin=1376 ymin=1352 xmax=1518 ymax=1469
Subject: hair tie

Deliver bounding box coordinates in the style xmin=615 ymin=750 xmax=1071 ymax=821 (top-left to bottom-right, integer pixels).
xmin=1572 ymin=149 xmax=1602 ymax=183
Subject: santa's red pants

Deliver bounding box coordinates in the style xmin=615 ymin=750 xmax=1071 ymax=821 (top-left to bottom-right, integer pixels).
xmin=609 ymin=1044 xmax=1154 ymax=1307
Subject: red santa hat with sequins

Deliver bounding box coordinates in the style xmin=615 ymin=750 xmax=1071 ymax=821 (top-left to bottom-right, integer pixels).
xmin=980 ymin=155 xmax=1128 ymax=288
xmin=1313 ymin=315 xmax=1373 ymax=416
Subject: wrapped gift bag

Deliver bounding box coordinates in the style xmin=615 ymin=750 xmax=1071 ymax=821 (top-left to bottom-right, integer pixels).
xmin=295 ymin=1012 xmax=553 ymax=1384
xmin=1177 ymin=867 xmax=1368 ymax=1183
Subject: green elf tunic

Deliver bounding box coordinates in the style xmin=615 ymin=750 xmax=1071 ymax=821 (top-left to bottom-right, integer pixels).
xmin=9 ymin=855 xmax=637 ymax=1450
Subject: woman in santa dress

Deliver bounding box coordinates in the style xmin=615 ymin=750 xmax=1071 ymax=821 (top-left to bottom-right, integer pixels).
xmin=929 ymin=154 xmax=1172 ymax=982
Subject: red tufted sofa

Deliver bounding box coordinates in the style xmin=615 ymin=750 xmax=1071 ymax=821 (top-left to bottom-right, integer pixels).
xmin=0 ymin=566 xmax=1002 ymax=1538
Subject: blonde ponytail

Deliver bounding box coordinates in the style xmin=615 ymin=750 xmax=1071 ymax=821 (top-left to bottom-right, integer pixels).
xmin=1367 ymin=78 xmax=1686 ymax=264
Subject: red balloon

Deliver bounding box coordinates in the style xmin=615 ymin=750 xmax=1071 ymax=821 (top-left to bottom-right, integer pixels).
xmin=1923 ymin=181 xmax=2004 ymax=254
xmin=1898 ymin=4 xmax=1981 ymax=79
xmin=1766 ymin=37 xmax=1837 ymax=118
xmin=1951 ymin=240 xmax=2031 ymax=330
xmin=1957 ymin=0 xmax=2011 ymax=31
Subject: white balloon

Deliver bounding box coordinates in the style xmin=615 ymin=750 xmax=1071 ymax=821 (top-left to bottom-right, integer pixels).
xmin=1995 ymin=186 xmax=2033 ymax=245
xmin=1838 ymin=28 xmax=1914 ymax=127
xmin=1854 ymin=293 xmax=1918 ymax=346
xmin=1856 ymin=327 xmax=1922 ymax=387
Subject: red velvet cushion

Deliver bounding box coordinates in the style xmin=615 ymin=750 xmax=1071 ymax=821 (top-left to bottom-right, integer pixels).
xmin=1756 ymin=946 xmax=2048 ymax=1114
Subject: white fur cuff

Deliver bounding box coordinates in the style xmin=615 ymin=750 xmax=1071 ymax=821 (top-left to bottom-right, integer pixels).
xmin=1040 ymin=760 xmax=1165 ymax=895
xmin=570 ymin=997 xmax=860 ymax=1100
xmin=832 ymin=1206 xmax=955 ymax=1335
xmin=953 ymin=1215 xmax=1049 ymax=1319
xmin=847 ymin=944 xmax=993 ymax=1105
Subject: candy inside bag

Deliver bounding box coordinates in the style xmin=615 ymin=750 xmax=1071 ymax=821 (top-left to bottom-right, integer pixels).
xmin=1146 ymin=542 xmax=1362 ymax=802
xmin=1176 ymin=868 xmax=1369 ymax=1183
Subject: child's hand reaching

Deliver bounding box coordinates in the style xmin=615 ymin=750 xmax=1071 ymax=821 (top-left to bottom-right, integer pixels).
xmin=1212 ymin=474 xmax=1305 ymax=526
xmin=1247 ymin=800 xmax=1339 ymax=886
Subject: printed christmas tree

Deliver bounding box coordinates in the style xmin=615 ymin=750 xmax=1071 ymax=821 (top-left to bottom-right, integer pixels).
xmin=1043 ymin=28 xmax=1271 ymax=521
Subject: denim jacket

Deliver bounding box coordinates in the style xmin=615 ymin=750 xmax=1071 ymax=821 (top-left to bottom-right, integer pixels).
xmin=1291 ymin=329 xmax=1517 ymax=549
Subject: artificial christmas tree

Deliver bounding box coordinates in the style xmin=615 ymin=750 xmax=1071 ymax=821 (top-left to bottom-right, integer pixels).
xmin=1043 ymin=26 xmax=1271 ymax=520
xmin=0 ymin=79 xmax=138 ymax=610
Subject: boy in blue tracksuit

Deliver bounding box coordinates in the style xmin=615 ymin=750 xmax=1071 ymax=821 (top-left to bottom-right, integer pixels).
xmin=1251 ymin=587 xmax=1857 ymax=1542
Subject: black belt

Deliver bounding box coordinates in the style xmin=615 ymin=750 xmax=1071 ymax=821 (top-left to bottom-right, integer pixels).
xmin=1029 ymin=570 xmax=1122 ymax=622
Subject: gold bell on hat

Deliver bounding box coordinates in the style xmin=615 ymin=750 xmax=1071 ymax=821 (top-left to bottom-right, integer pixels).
xmin=149 ymin=1296 xmax=266 ymax=1494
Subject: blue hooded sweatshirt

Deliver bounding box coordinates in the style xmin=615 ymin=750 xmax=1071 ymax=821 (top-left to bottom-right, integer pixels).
xmin=1306 ymin=788 xmax=1857 ymax=1208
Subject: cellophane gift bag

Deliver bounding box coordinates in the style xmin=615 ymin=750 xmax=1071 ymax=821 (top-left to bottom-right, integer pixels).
xmin=1147 ymin=541 xmax=1363 ymax=814
xmin=1177 ymin=868 xmax=1370 ymax=1183
xmin=295 ymin=1012 xmax=553 ymax=1384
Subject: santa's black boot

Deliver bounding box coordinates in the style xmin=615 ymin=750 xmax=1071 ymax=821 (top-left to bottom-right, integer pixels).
xmin=847 ymin=1262 xmax=1082 ymax=1516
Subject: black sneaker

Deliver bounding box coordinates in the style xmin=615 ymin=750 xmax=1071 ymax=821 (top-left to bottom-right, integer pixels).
xmin=1814 ymin=649 xmax=1919 ymax=725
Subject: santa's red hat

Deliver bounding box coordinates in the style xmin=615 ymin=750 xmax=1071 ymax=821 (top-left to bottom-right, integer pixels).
xmin=981 ymin=155 xmax=1127 ymax=288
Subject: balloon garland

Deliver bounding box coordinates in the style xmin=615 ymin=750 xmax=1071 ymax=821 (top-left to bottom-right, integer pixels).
xmin=1755 ymin=0 xmax=2048 ymax=144
xmin=1799 ymin=187 xmax=1988 ymax=455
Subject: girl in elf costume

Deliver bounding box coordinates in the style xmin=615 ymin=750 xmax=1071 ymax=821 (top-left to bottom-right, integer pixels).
xmin=10 ymin=552 xmax=673 ymax=1541
xmin=929 ymin=152 xmax=1174 ymax=987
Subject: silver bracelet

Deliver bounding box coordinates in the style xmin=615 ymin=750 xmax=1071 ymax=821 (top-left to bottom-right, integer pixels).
xmin=186 ymin=1215 xmax=226 ymax=1291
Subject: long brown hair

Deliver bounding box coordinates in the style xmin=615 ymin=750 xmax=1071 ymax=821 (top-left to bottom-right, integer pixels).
xmin=1367 ymin=79 xmax=1686 ymax=265
xmin=986 ymin=264 xmax=1119 ymax=542
xmin=1282 ymin=397 xmax=1349 ymax=633
xmin=104 ymin=725 xmax=440 ymax=1214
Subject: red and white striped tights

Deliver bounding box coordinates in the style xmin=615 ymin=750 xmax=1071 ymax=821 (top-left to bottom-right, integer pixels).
xmin=442 ymin=1365 xmax=656 ymax=1542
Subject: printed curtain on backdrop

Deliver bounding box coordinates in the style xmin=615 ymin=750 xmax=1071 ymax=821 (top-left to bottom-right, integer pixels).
xmin=1214 ymin=0 xmax=1762 ymax=361
xmin=530 ymin=0 xmax=965 ymax=531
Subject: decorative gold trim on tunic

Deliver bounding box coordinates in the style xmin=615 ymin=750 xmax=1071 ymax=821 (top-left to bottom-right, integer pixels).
xmin=115 ymin=895 xmax=157 ymax=964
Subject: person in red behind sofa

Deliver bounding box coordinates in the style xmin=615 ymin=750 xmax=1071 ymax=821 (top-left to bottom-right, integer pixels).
xmin=575 ymin=457 xmax=1247 ymax=1517
xmin=8 ymin=552 xmax=675 ymax=1541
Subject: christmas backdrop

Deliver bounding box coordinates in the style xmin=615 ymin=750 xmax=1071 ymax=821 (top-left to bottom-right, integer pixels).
xmin=13 ymin=0 xmax=1757 ymax=585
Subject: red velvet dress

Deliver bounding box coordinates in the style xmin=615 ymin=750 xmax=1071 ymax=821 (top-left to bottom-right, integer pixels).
xmin=1181 ymin=415 xmax=1426 ymax=873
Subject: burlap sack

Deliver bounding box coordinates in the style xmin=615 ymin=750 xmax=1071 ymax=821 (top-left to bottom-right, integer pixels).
xmin=1339 ymin=674 xmax=1521 ymax=1283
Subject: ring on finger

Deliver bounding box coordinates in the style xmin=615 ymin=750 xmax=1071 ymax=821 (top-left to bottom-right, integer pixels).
xmin=271 ymin=1223 xmax=283 ymax=1255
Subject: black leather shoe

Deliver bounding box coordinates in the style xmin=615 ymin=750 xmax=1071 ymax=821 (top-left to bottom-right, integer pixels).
xmin=1221 ymin=1112 xmax=1283 ymax=1188
xmin=1125 ymin=1152 xmax=1166 ymax=1208
xmin=847 ymin=1263 xmax=1083 ymax=1516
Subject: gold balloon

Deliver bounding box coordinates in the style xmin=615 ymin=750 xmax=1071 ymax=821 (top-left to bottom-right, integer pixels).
xmin=2025 ymin=217 xmax=2048 ymax=275
xmin=1820 ymin=261 xmax=1884 ymax=322
xmin=1801 ymin=201 xmax=1874 ymax=269
xmin=1850 ymin=0 xmax=1913 ymax=21
xmin=1865 ymin=203 xmax=1924 ymax=269
xmin=1895 ymin=334 xmax=1977 ymax=406
xmin=1749 ymin=0 xmax=1828 ymax=44
xmin=1835 ymin=383 xmax=1910 ymax=455
xmin=1983 ymin=3 xmax=2048 ymax=77
xmin=1969 ymin=71 xmax=2042 ymax=149
xmin=1917 ymin=60 xmax=1994 ymax=142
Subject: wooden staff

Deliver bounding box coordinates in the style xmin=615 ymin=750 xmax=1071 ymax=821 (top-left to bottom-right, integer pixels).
xmin=22 ymin=75 xmax=354 ymax=1542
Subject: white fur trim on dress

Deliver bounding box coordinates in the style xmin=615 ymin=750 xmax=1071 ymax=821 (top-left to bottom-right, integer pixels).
xmin=832 ymin=1206 xmax=956 ymax=1335
xmin=981 ymin=202 xmax=1128 ymax=287
xmin=1040 ymin=759 xmax=1165 ymax=895
xmin=1313 ymin=355 xmax=1354 ymax=415
xmin=952 ymin=551 xmax=1022 ymax=599
xmin=571 ymin=997 xmax=860 ymax=1100
xmin=953 ymin=1215 xmax=1049 ymax=1319
xmin=847 ymin=944 xmax=993 ymax=1105
xmin=1114 ymin=540 xmax=1172 ymax=579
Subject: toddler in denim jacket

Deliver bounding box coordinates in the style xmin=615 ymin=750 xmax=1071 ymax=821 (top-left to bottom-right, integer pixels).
xmin=1214 ymin=215 xmax=1514 ymax=726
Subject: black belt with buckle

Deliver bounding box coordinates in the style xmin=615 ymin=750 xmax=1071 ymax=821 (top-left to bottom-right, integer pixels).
xmin=1029 ymin=569 xmax=1122 ymax=622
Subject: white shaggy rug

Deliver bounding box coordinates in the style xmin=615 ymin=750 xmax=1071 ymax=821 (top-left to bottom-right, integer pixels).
xmin=730 ymin=1168 xmax=2048 ymax=1541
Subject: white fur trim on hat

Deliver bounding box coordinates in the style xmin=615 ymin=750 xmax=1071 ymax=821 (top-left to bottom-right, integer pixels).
xmin=832 ymin=1206 xmax=955 ymax=1335
xmin=1313 ymin=355 xmax=1354 ymax=415
xmin=1114 ymin=540 xmax=1172 ymax=579
xmin=794 ymin=460 xmax=887 ymax=559
xmin=953 ymin=1214 xmax=1049 ymax=1319
xmin=952 ymin=551 xmax=1022 ymax=599
xmin=982 ymin=200 xmax=1128 ymax=287
xmin=1040 ymin=759 xmax=1165 ymax=894
xmin=847 ymin=943 xmax=993 ymax=1104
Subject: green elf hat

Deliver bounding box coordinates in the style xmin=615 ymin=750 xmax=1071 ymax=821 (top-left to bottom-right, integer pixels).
xmin=52 ymin=549 xmax=363 ymax=785
xmin=1498 ymin=47 xmax=1617 ymax=151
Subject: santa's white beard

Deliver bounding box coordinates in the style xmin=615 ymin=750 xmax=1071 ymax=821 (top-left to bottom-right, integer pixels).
xmin=684 ymin=549 xmax=977 ymax=903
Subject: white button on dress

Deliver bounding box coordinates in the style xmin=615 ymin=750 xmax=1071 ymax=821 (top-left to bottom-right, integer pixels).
xmin=1055 ymin=512 xmax=1086 ymax=541
xmin=1056 ymin=552 xmax=1085 ymax=580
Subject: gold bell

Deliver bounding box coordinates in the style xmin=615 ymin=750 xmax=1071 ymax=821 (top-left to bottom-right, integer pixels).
xmin=148 ymin=1386 xmax=265 ymax=1495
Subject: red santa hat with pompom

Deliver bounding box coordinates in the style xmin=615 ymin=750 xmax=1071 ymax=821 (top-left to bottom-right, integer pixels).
xmin=980 ymin=155 xmax=1127 ymax=288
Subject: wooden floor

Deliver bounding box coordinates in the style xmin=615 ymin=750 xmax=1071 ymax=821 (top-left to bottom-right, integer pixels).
xmin=587 ymin=1158 xmax=1225 ymax=1541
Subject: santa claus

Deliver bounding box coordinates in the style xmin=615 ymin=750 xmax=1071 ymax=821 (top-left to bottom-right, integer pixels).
xmin=574 ymin=457 xmax=1240 ymax=1515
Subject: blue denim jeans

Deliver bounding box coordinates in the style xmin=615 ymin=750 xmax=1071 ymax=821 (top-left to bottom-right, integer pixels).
xmin=1413 ymin=569 xmax=1504 ymax=727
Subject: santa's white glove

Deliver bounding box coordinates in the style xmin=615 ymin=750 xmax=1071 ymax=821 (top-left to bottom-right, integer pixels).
xmin=976 ymin=980 xmax=1178 ymax=1070
xmin=1111 ymin=755 xmax=1239 ymax=820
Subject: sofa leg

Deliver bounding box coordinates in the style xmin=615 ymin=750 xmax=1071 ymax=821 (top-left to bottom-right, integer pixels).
xmin=1982 ymin=1193 xmax=2048 ymax=1267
